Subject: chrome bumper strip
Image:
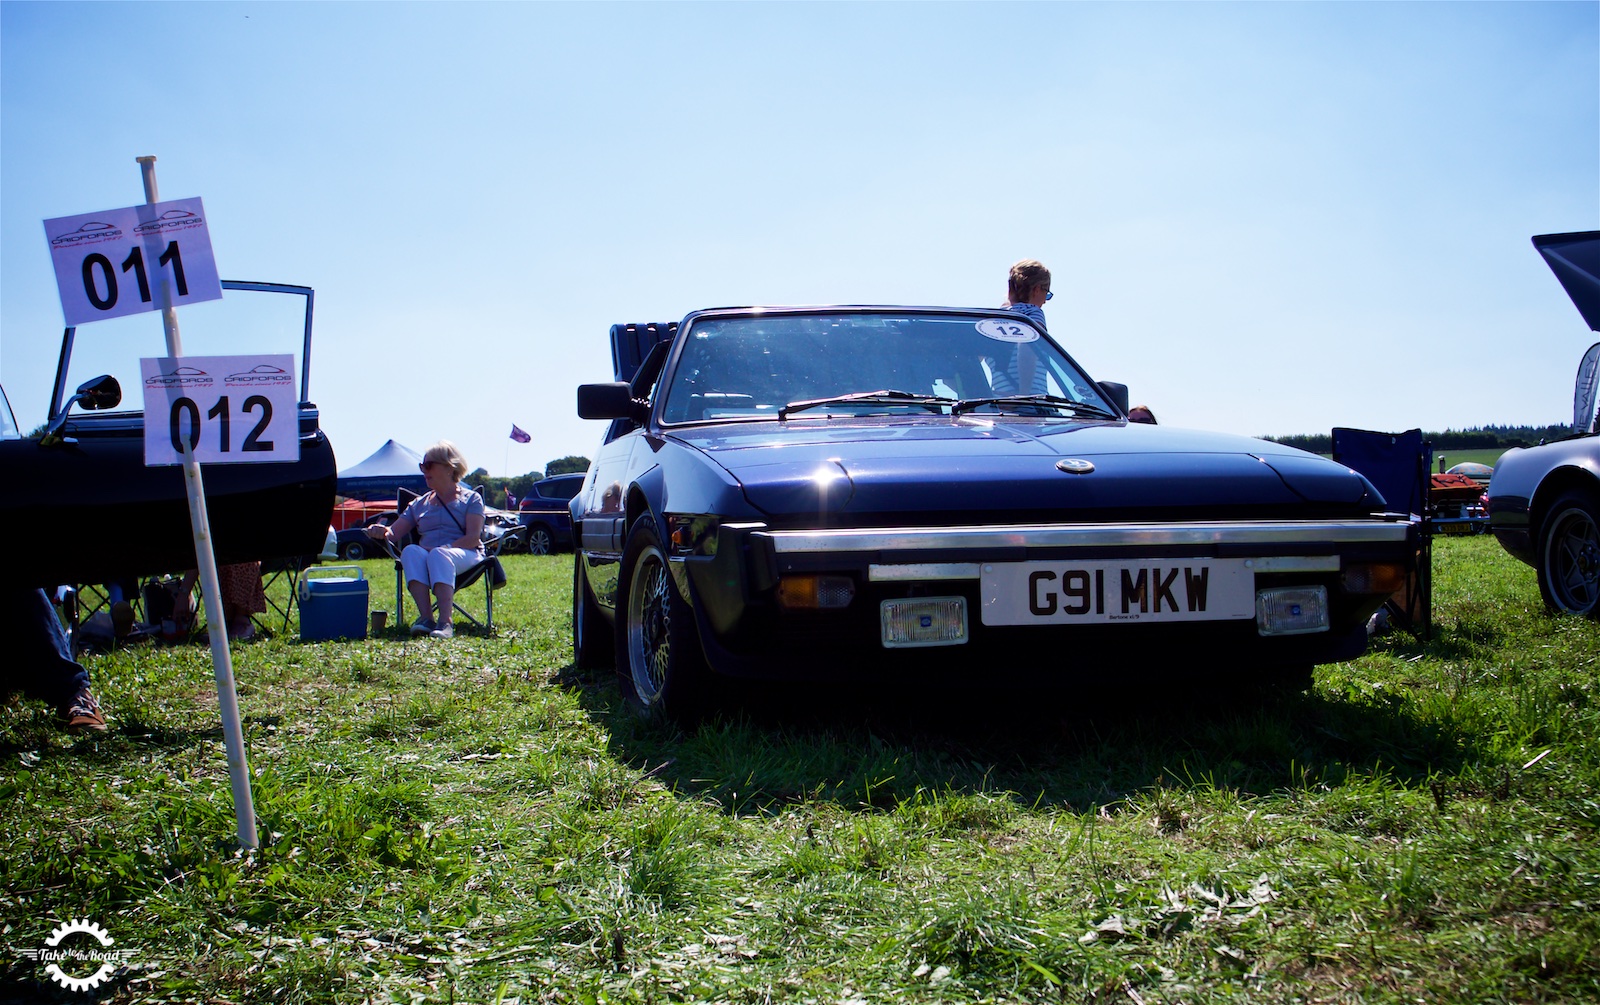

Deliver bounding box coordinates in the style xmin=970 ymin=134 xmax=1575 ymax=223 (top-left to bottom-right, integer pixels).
xmin=762 ymin=519 xmax=1414 ymax=555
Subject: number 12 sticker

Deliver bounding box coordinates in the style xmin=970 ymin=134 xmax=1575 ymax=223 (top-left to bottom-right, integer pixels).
xmin=140 ymin=354 xmax=300 ymax=466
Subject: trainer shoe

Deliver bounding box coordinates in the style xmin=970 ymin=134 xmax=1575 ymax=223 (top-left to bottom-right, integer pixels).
xmin=59 ymin=688 xmax=107 ymax=733
xmin=410 ymin=618 xmax=436 ymax=636
xmin=429 ymin=623 xmax=454 ymax=639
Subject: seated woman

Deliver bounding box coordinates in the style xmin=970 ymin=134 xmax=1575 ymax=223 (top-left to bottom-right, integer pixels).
xmin=367 ymin=440 xmax=484 ymax=639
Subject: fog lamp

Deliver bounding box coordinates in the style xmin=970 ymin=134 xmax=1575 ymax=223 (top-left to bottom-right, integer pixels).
xmin=777 ymin=575 xmax=856 ymax=610
xmin=1256 ymin=586 xmax=1329 ymax=636
xmin=880 ymin=597 xmax=968 ymax=648
xmin=1342 ymin=562 xmax=1408 ymax=595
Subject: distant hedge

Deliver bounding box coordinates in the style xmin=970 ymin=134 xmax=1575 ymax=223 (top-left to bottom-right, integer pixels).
xmin=1262 ymin=424 xmax=1575 ymax=455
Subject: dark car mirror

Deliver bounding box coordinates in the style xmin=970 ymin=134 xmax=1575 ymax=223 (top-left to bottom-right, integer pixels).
xmin=40 ymin=374 xmax=122 ymax=447
xmin=578 ymin=382 xmax=648 ymax=423
xmin=1097 ymin=381 xmax=1129 ymax=415
xmin=75 ymin=374 xmax=121 ymax=411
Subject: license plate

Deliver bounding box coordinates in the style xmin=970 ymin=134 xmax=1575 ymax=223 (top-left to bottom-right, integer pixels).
xmin=980 ymin=560 xmax=1256 ymax=626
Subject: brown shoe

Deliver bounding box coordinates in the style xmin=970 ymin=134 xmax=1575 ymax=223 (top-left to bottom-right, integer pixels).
xmin=59 ymin=688 xmax=107 ymax=733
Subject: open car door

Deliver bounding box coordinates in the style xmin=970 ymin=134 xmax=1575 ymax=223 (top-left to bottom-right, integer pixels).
xmin=6 ymin=281 xmax=337 ymax=589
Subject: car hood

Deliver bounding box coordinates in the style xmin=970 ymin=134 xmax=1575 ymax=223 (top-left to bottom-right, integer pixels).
xmin=667 ymin=418 xmax=1384 ymax=519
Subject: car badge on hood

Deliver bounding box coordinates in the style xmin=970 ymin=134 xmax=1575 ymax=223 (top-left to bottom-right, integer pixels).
xmin=1056 ymin=458 xmax=1096 ymax=474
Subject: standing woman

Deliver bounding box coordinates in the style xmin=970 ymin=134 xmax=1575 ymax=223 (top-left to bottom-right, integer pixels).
xmin=367 ymin=440 xmax=484 ymax=638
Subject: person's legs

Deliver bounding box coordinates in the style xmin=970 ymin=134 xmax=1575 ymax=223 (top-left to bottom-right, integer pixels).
xmin=401 ymin=545 xmax=436 ymax=631
xmin=3 ymin=588 xmax=104 ymax=731
xmin=424 ymin=548 xmax=480 ymax=636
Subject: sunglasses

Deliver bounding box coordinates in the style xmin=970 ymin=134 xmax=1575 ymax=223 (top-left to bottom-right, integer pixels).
xmin=1044 ymin=290 xmax=1054 ymax=302
xmin=419 ymin=461 xmax=440 ymax=472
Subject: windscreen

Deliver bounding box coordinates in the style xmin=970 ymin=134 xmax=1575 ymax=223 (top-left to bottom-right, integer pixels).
xmin=659 ymin=312 xmax=1111 ymax=424
xmin=53 ymin=285 xmax=309 ymax=418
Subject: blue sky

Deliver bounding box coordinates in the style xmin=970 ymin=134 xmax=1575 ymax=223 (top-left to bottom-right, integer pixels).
xmin=3 ymin=1 xmax=1596 ymax=479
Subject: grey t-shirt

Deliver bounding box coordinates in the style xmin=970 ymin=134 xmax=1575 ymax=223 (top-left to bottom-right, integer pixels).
xmin=404 ymin=487 xmax=485 ymax=551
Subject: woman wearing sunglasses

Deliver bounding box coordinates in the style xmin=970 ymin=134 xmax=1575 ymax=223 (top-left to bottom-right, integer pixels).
xmin=366 ymin=440 xmax=484 ymax=638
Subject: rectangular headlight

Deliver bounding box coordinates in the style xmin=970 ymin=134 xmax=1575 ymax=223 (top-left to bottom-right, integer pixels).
xmin=1256 ymin=586 xmax=1329 ymax=636
xmin=881 ymin=597 xmax=968 ymax=648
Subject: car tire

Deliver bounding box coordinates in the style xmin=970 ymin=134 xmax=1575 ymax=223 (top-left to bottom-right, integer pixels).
xmin=342 ymin=541 xmax=366 ymax=561
xmin=1536 ymin=488 xmax=1600 ymax=618
xmin=526 ymin=525 xmax=554 ymax=556
xmin=616 ymin=513 xmax=710 ymax=724
xmin=572 ymin=554 xmax=613 ymax=671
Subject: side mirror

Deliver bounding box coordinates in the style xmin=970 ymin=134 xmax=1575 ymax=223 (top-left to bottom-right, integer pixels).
xmin=1097 ymin=381 xmax=1129 ymax=415
xmin=40 ymin=374 xmax=121 ymax=446
xmin=578 ymin=382 xmax=647 ymax=423
xmin=75 ymin=374 xmax=121 ymax=411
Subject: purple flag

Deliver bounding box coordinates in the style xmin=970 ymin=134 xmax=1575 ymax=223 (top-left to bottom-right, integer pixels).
xmin=510 ymin=424 xmax=531 ymax=443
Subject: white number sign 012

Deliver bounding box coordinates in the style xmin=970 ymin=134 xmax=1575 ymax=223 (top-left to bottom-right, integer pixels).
xmin=140 ymin=354 xmax=301 ymax=466
xmin=45 ymin=197 xmax=223 ymax=326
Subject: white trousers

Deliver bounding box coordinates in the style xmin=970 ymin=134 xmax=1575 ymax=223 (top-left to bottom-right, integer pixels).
xmin=401 ymin=544 xmax=481 ymax=589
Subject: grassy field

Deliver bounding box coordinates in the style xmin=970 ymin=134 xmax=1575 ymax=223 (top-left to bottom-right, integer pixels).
xmin=2 ymin=539 xmax=1598 ymax=1003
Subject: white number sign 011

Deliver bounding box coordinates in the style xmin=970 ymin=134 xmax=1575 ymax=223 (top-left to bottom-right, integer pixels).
xmin=140 ymin=354 xmax=301 ymax=466
xmin=45 ymin=197 xmax=223 ymax=326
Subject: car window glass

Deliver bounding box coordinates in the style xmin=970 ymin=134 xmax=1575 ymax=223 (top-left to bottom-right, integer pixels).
xmin=57 ymin=287 xmax=308 ymax=416
xmin=0 ymin=385 xmax=19 ymax=439
xmin=659 ymin=313 xmax=1109 ymax=424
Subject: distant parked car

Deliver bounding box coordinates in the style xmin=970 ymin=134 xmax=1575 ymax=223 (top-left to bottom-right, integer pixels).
xmin=1487 ymin=231 xmax=1600 ymax=619
xmin=334 ymin=512 xmax=396 ymax=560
xmin=518 ymin=473 xmax=585 ymax=554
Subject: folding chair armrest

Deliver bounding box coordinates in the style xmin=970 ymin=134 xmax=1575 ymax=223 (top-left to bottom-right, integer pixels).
xmin=485 ymin=526 xmax=526 ymax=558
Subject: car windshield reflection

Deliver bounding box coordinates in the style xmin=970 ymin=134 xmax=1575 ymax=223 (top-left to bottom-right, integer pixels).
xmin=659 ymin=312 xmax=1113 ymax=425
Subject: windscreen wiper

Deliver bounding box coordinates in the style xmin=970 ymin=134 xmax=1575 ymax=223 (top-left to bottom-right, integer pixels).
xmin=780 ymin=389 xmax=956 ymax=418
xmin=951 ymin=394 xmax=1118 ymax=419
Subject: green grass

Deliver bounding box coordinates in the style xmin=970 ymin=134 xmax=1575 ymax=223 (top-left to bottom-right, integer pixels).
xmin=3 ymin=541 xmax=1598 ymax=1003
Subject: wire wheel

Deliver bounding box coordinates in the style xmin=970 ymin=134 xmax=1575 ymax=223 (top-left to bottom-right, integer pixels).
xmin=626 ymin=543 xmax=673 ymax=705
xmin=616 ymin=514 xmax=709 ymax=723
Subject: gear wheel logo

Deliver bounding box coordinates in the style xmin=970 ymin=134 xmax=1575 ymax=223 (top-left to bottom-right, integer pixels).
xmin=40 ymin=918 xmax=118 ymax=992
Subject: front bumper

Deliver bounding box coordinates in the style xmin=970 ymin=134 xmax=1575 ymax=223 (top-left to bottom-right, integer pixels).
xmin=680 ymin=516 xmax=1418 ymax=680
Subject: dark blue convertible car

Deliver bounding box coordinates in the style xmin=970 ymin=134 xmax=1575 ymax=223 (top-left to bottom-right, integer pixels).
xmin=573 ymin=308 xmax=1420 ymax=720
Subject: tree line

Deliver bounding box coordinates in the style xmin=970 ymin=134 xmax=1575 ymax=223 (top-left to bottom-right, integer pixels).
xmin=1263 ymin=424 xmax=1575 ymax=455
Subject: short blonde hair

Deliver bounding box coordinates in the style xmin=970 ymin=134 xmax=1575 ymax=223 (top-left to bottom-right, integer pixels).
xmin=423 ymin=440 xmax=469 ymax=482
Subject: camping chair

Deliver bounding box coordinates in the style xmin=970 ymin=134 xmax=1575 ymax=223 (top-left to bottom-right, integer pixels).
xmin=1332 ymin=427 xmax=1432 ymax=639
xmin=260 ymin=554 xmax=318 ymax=634
xmin=383 ymin=488 xmax=524 ymax=632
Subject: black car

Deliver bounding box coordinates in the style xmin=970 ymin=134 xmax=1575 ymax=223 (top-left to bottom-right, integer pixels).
xmin=518 ymin=473 xmax=584 ymax=554
xmin=1487 ymin=232 xmax=1600 ymax=618
xmin=4 ymin=281 xmax=337 ymax=589
xmin=572 ymin=310 xmax=1420 ymax=722
xmin=334 ymin=512 xmax=398 ymax=560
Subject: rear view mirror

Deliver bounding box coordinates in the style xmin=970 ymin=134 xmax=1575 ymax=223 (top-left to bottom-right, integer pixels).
xmin=578 ymin=382 xmax=647 ymax=424
xmin=1097 ymin=381 xmax=1129 ymax=415
xmin=40 ymin=374 xmax=121 ymax=446
xmin=75 ymin=374 xmax=121 ymax=411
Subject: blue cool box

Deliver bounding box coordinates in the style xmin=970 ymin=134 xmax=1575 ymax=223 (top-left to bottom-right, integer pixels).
xmin=298 ymin=565 xmax=369 ymax=641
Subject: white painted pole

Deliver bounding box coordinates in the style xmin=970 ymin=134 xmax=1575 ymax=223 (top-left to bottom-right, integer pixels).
xmin=137 ymin=156 xmax=259 ymax=851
